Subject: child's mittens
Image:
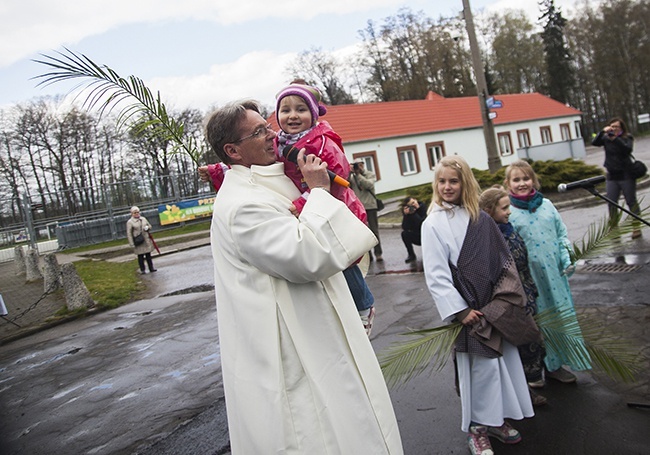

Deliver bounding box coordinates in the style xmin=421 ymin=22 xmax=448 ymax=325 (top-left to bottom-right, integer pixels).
xmin=290 ymin=192 xmax=310 ymax=215
xmin=207 ymin=162 xmax=231 ymax=192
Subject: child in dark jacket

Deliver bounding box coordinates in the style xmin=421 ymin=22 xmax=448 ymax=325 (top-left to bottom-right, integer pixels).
xmin=479 ymin=185 xmax=547 ymax=406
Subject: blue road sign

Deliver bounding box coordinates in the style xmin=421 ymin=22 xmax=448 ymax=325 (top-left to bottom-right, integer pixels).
xmin=486 ymin=97 xmax=503 ymax=109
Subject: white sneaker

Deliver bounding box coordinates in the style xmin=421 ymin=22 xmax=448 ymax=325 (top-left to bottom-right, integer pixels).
xmin=468 ymin=426 xmax=494 ymax=455
xmin=360 ymin=307 xmax=376 ymax=336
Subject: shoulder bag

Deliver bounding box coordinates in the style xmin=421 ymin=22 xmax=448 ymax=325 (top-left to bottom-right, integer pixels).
xmin=133 ymin=232 xmax=145 ymax=246
xmin=629 ymin=154 xmax=648 ymax=180
xmin=133 ymin=219 xmax=146 ymax=246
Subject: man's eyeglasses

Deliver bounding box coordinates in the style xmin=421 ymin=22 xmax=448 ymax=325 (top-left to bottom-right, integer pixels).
xmin=234 ymin=124 xmax=274 ymax=143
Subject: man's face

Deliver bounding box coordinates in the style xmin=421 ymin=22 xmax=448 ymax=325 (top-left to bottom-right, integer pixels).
xmin=227 ymin=110 xmax=277 ymax=167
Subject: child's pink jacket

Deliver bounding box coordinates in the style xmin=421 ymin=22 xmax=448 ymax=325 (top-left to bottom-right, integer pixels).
xmin=204 ymin=122 xmax=367 ymax=224
xmin=275 ymin=121 xmax=367 ymax=224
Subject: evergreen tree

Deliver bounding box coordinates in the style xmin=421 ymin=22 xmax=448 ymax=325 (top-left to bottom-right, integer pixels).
xmin=540 ymin=0 xmax=575 ymax=103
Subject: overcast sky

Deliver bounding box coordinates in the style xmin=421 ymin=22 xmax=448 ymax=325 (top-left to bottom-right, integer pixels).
xmin=0 ymin=0 xmax=581 ymax=113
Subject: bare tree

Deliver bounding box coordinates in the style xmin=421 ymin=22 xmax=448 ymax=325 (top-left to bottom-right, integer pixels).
xmin=358 ymin=8 xmax=475 ymax=101
xmin=287 ymin=48 xmax=355 ymax=105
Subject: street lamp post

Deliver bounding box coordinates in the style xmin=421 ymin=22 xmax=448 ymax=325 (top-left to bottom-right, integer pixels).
xmin=461 ymin=0 xmax=502 ymax=172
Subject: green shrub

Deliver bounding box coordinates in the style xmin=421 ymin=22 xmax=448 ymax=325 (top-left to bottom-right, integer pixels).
xmin=408 ymin=159 xmax=603 ymax=207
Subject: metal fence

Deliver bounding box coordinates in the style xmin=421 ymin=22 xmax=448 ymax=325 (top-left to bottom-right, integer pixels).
xmin=0 ymin=172 xmax=214 ymax=258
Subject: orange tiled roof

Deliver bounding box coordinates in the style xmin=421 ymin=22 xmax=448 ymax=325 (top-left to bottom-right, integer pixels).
xmin=271 ymin=92 xmax=581 ymax=143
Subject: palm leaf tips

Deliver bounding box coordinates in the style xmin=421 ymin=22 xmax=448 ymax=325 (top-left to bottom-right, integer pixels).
xmin=32 ymin=47 xmax=201 ymax=164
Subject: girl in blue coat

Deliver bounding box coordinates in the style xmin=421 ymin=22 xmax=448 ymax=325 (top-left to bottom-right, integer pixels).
xmin=504 ymin=160 xmax=591 ymax=386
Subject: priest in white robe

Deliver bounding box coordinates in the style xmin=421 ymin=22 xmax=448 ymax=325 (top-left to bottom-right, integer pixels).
xmin=205 ymin=100 xmax=403 ymax=454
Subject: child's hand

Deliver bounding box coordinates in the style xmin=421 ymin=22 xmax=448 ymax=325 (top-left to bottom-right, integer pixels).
xmin=198 ymin=166 xmax=210 ymax=182
xmin=289 ymin=204 xmax=299 ymax=218
xmin=461 ymin=309 xmax=483 ymax=326
xmin=562 ymin=264 xmax=576 ymax=277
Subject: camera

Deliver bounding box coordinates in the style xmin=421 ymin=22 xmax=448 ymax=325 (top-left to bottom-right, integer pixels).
xmin=353 ymin=162 xmax=361 ymax=171
xmin=607 ymin=131 xmax=615 ymax=137
xmin=407 ymin=205 xmax=417 ymax=214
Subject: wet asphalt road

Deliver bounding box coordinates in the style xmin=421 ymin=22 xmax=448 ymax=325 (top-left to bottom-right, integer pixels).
xmin=1 ymin=143 xmax=649 ymax=454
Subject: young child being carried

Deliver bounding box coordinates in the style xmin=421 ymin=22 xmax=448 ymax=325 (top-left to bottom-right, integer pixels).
xmin=199 ymin=81 xmax=376 ymax=335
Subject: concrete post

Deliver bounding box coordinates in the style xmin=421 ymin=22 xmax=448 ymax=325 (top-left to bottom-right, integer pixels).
xmin=14 ymin=246 xmax=26 ymax=275
xmin=42 ymin=253 xmax=62 ymax=293
xmin=25 ymin=248 xmax=43 ymax=282
xmin=60 ymin=263 xmax=95 ymax=311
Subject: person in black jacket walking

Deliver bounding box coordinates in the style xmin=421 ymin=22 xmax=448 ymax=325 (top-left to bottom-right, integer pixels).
xmin=591 ymin=117 xmax=641 ymax=239
xmin=400 ymin=197 xmax=427 ymax=263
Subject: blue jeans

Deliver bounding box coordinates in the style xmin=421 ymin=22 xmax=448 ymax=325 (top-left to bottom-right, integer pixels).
xmin=342 ymin=264 xmax=374 ymax=312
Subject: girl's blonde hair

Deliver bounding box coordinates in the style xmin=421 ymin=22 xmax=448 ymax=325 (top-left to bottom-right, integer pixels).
xmin=432 ymin=155 xmax=481 ymax=222
xmin=479 ymin=185 xmax=508 ymax=217
xmin=503 ymin=159 xmax=541 ymax=191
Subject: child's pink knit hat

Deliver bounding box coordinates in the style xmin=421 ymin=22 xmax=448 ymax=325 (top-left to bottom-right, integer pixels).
xmin=275 ymin=83 xmax=327 ymax=126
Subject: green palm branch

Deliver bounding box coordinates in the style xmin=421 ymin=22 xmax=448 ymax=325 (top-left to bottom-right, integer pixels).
xmin=570 ymin=201 xmax=648 ymax=262
xmin=536 ymin=307 xmax=641 ymax=383
xmin=378 ymin=323 xmax=462 ymax=389
xmin=379 ymin=307 xmax=641 ymax=389
xmin=32 ymin=47 xmax=202 ymax=164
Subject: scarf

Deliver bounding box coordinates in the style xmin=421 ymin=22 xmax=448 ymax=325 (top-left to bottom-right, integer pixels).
xmin=509 ymin=189 xmax=544 ymax=213
xmin=498 ymin=221 xmax=514 ymax=237
xmin=276 ymin=126 xmax=315 ymax=148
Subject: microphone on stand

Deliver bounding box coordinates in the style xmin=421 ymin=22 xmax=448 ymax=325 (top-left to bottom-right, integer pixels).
xmin=557 ymin=175 xmax=606 ymax=193
xmin=282 ymin=145 xmax=350 ymax=188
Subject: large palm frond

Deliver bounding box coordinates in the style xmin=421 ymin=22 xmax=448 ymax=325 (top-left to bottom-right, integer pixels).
xmin=380 ymin=307 xmax=641 ymax=388
xmin=378 ymin=323 xmax=462 ymax=389
xmin=536 ymin=307 xmax=641 ymax=382
xmin=32 ymin=47 xmax=202 ymax=164
xmin=571 ymin=201 xmax=648 ymax=261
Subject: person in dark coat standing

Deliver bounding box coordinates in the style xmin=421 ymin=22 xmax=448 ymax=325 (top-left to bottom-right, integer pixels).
xmin=126 ymin=206 xmax=157 ymax=274
xmin=591 ymin=117 xmax=641 ymax=239
xmin=400 ymin=197 xmax=427 ymax=263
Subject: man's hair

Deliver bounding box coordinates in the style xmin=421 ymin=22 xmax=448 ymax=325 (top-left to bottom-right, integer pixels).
xmin=400 ymin=196 xmax=415 ymax=208
xmin=205 ymin=99 xmax=261 ymax=165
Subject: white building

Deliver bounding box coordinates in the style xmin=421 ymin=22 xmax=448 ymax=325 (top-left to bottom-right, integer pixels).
xmin=282 ymin=92 xmax=584 ymax=195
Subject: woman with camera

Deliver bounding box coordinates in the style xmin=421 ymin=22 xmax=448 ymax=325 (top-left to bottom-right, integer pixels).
xmin=126 ymin=206 xmax=157 ymax=274
xmin=401 ymin=197 xmax=427 ymax=263
xmin=591 ymin=117 xmax=641 ymax=239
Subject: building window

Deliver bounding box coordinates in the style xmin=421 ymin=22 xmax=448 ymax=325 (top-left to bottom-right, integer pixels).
xmin=516 ymin=129 xmax=531 ymax=148
xmin=351 ymin=152 xmax=380 ymax=180
xmin=425 ymin=141 xmax=446 ymax=169
xmin=540 ymin=126 xmax=552 ymax=144
xmin=396 ymin=145 xmax=420 ymax=176
xmin=497 ymin=132 xmax=514 ymax=156
xmin=574 ymin=121 xmax=582 ymax=138
xmin=560 ymin=123 xmax=571 ymax=141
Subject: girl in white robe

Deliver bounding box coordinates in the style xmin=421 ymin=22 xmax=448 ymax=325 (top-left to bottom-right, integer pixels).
xmin=421 ymin=156 xmax=533 ymax=455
